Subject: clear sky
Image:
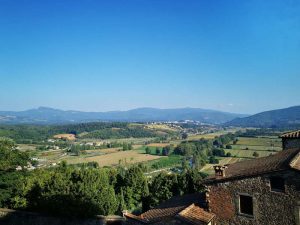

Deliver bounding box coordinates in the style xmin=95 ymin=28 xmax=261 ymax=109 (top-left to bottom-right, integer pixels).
xmin=0 ymin=0 xmax=299 ymax=114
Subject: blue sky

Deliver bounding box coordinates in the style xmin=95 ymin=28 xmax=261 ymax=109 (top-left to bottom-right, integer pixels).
xmin=0 ymin=0 xmax=299 ymax=114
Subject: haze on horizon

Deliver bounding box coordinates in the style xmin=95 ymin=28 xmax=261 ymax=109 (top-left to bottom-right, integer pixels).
xmin=0 ymin=0 xmax=299 ymax=115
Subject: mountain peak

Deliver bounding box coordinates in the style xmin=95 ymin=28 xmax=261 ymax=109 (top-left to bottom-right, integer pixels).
xmin=225 ymin=105 xmax=300 ymax=128
xmin=0 ymin=107 xmax=245 ymax=124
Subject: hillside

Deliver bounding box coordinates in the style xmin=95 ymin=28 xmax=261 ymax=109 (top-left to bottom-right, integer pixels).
xmin=0 ymin=107 xmax=246 ymax=124
xmin=225 ymin=106 xmax=300 ymax=128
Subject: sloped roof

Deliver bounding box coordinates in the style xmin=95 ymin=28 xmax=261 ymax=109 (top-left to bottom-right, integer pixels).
xmin=205 ymin=148 xmax=300 ymax=183
xmin=124 ymin=193 xmax=207 ymax=224
xmin=280 ymin=130 xmax=300 ymax=138
xmin=177 ymin=204 xmax=215 ymax=225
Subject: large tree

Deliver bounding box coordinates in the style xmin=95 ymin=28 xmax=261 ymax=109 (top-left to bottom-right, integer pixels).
xmin=0 ymin=138 xmax=29 ymax=171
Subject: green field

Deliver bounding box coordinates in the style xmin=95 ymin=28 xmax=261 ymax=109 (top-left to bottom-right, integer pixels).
xmin=201 ymin=136 xmax=282 ymax=174
xmin=235 ymin=137 xmax=281 ymax=147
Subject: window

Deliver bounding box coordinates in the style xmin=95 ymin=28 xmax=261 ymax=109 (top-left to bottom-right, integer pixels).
xmin=239 ymin=195 xmax=253 ymax=216
xmin=270 ymin=177 xmax=285 ymax=192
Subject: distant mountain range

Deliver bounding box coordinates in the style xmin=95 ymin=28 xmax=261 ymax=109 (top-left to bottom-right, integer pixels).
xmin=225 ymin=106 xmax=300 ymax=128
xmin=0 ymin=107 xmax=247 ymax=125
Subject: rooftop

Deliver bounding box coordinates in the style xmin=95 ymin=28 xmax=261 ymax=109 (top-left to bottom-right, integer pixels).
xmin=205 ymin=147 xmax=300 ymax=183
xmin=280 ymin=130 xmax=300 ymax=138
xmin=124 ymin=193 xmax=213 ymax=224
xmin=177 ymin=204 xmax=215 ymax=225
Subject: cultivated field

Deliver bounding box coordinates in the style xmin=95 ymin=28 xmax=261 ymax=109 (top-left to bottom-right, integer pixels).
xmin=53 ymin=133 xmax=76 ymax=140
xmin=201 ymin=136 xmax=282 ymax=174
xmin=147 ymin=143 xmax=171 ymax=147
xmin=188 ymin=128 xmax=244 ymax=140
xmin=235 ymin=137 xmax=281 ymax=147
xmin=64 ymin=150 xmax=163 ymax=167
xmin=146 ymin=124 xmax=180 ymax=132
xmin=80 ymin=137 xmax=155 ymax=145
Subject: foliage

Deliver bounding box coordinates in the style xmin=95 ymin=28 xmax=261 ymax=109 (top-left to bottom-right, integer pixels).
xmin=155 ymin=147 xmax=161 ymax=155
xmin=0 ymin=138 xmax=30 ymax=171
xmin=212 ymin=148 xmax=226 ymax=157
xmin=23 ymin=166 xmax=118 ymax=217
xmin=0 ymin=122 xmax=166 ymax=144
xmin=181 ymin=133 xmax=188 ymax=139
xmin=226 ymin=144 xmax=232 ymax=149
xmin=115 ymin=165 xmax=149 ymax=210
xmin=122 ymin=142 xmax=133 ymax=151
xmin=143 ymin=169 xmax=205 ymax=210
xmin=209 ymin=156 xmax=219 ymax=164
xmin=226 ymin=152 xmax=232 ymax=157
xmin=0 ymin=171 xmax=27 ymax=208
xmin=148 ymin=155 xmax=183 ymax=170
xmin=145 ymin=146 xmax=151 ymax=154
xmin=81 ymin=127 xmax=157 ymax=139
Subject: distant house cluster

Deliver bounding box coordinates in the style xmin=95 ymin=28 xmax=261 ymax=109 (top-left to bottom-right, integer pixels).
xmin=125 ymin=130 xmax=300 ymax=225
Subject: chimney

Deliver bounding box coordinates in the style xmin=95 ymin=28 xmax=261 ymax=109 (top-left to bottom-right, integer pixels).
xmin=213 ymin=165 xmax=228 ymax=178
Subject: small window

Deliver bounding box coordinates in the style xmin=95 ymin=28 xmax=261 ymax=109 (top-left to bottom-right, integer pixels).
xmin=270 ymin=177 xmax=285 ymax=192
xmin=239 ymin=195 xmax=253 ymax=216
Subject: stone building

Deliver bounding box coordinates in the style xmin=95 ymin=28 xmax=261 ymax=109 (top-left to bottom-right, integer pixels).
xmin=281 ymin=130 xmax=300 ymax=150
xmin=125 ymin=131 xmax=300 ymax=225
xmin=124 ymin=193 xmax=215 ymax=225
xmin=204 ymin=147 xmax=300 ymax=225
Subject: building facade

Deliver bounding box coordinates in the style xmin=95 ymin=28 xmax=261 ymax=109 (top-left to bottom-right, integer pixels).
xmin=125 ymin=130 xmax=300 ymax=225
xmin=204 ymin=147 xmax=300 ymax=225
xmin=281 ymin=130 xmax=300 ymax=150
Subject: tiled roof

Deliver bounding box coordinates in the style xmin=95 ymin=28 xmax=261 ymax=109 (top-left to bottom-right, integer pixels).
xmin=177 ymin=204 xmax=215 ymax=225
xmin=205 ymin=148 xmax=300 ymax=183
xmin=280 ymin=130 xmax=300 ymax=138
xmin=124 ymin=193 xmax=206 ymax=224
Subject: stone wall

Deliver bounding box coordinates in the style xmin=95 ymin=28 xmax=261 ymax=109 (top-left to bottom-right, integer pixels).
xmin=0 ymin=208 xmax=124 ymax=225
xmin=283 ymin=138 xmax=300 ymax=150
xmin=206 ymin=170 xmax=300 ymax=225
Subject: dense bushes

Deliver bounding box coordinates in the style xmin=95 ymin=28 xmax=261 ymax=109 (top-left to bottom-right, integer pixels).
xmin=24 ymin=167 xmax=118 ymax=217
xmin=0 ymin=138 xmax=30 ymax=171
xmin=143 ymin=169 xmax=206 ymax=210
xmin=0 ymin=164 xmax=207 ymax=218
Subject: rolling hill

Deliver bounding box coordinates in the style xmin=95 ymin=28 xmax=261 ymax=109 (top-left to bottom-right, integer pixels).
xmin=0 ymin=107 xmax=246 ymax=125
xmin=225 ymin=106 xmax=300 ymax=128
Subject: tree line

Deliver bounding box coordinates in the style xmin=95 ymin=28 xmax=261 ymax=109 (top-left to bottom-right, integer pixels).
xmin=0 ymin=138 xmax=205 ymax=218
xmin=0 ymin=122 xmax=167 ymax=144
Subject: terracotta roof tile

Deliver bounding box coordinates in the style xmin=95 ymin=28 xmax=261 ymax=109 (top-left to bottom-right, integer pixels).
xmin=280 ymin=130 xmax=300 ymax=138
xmin=177 ymin=204 xmax=215 ymax=225
xmin=205 ymin=148 xmax=300 ymax=183
xmin=124 ymin=193 xmax=206 ymax=224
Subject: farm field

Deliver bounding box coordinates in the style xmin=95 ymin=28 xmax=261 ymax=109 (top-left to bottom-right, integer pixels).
xmin=224 ymin=149 xmax=274 ymax=158
xmin=236 ymin=137 xmax=281 ymax=147
xmin=64 ymin=150 xmax=163 ymax=167
xmin=17 ymin=144 xmax=37 ymax=151
xmin=147 ymin=143 xmax=171 ymax=147
xmin=80 ymin=137 xmax=156 ymax=145
xmin=187 ymin=128 xmax=244 ymax=140
xmin=145 ymin=124 xmax=180 ymax=132
xmin=201 ymin=136 xmax=283 ymax=174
